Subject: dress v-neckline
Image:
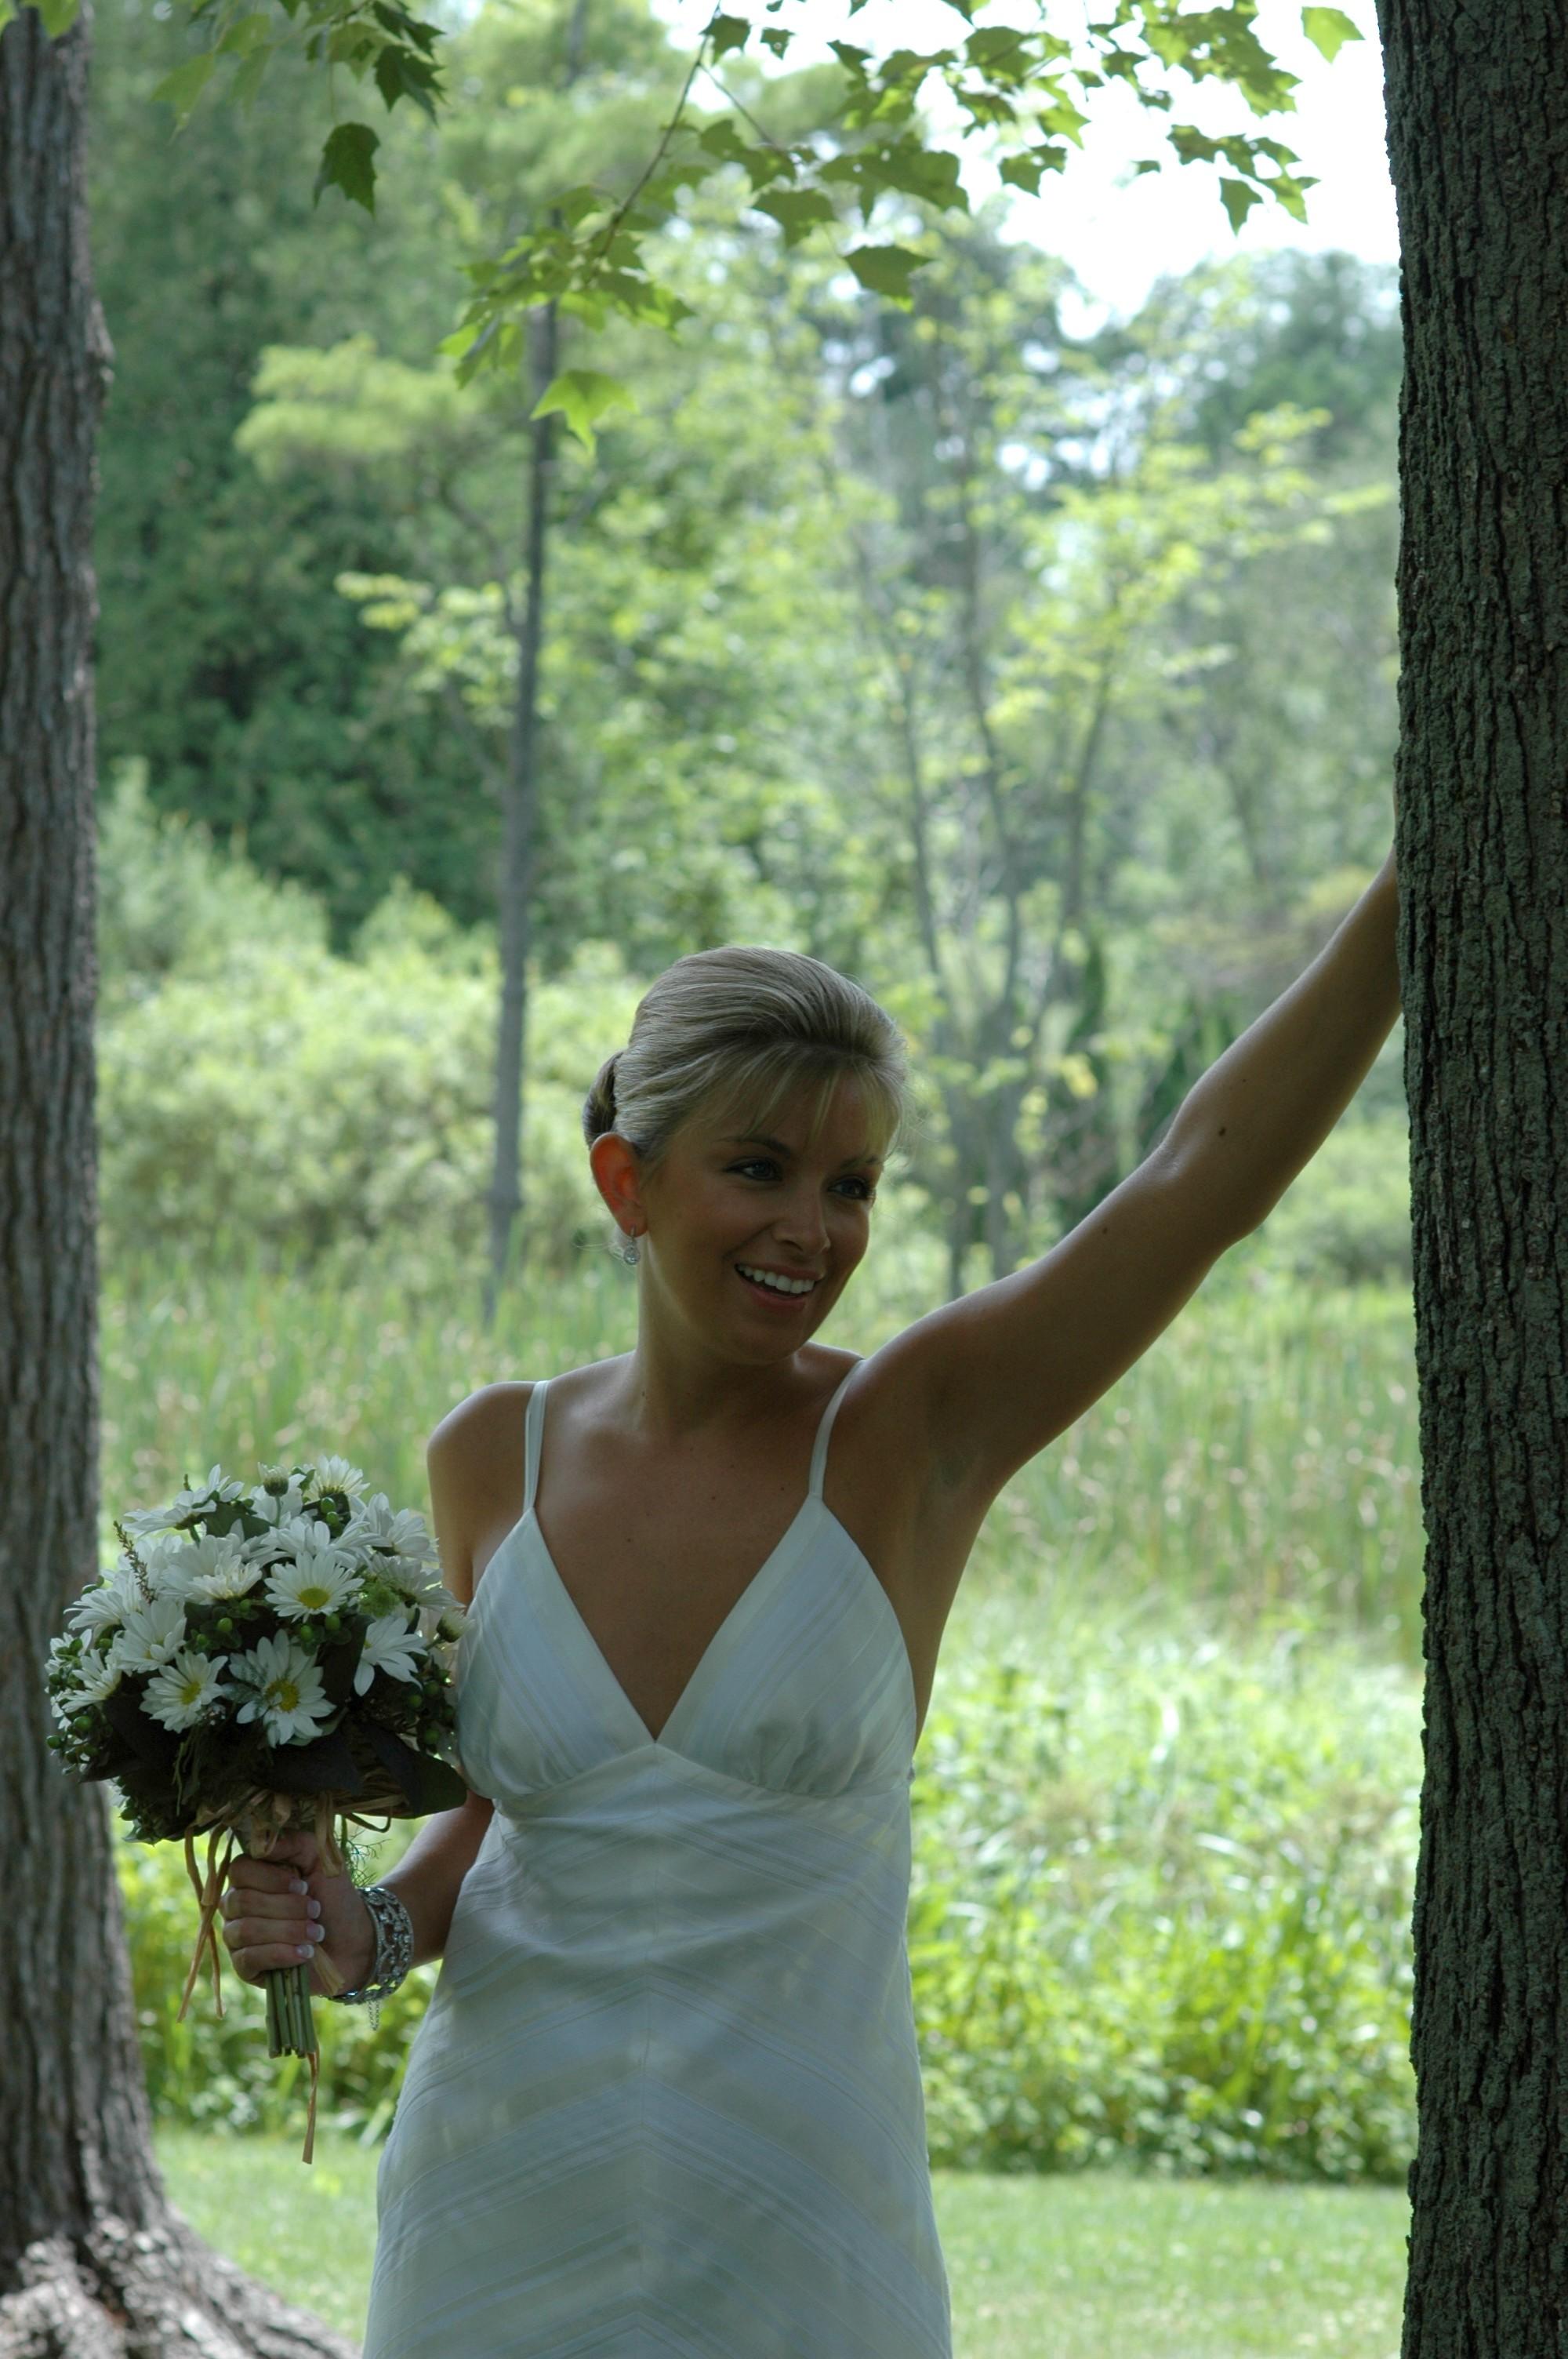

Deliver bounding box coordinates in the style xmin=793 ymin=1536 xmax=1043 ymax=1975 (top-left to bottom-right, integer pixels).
xmin=522 ymin=1494 xmax=820 ymax=1749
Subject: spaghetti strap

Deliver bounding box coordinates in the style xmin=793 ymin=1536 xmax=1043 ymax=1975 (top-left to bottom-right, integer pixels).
xmin=808 ymin=1360 xmax=863 ymax=1499
xmin=523 ymin=1379 xmax=550 ymax=1516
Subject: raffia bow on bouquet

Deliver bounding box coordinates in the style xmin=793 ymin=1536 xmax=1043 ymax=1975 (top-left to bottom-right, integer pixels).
xmin=44 ymin=1452 xmax=470 ymax=2163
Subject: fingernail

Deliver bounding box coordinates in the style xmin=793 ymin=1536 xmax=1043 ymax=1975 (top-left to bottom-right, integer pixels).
xmin=290 ymin=1878 xmax=308 ymax=1894
xmin=296 ymin=1944 xmax=313 ymax=1959
xmin=307 ymin=1920 xmax=324 ymax=1940
xmin=306 ymin=1898 xmax=321 ymax=1918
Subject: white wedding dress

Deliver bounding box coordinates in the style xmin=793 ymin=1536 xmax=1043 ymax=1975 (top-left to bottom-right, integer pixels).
xmin=362 ymin=1361 xmax=952 ymax=2357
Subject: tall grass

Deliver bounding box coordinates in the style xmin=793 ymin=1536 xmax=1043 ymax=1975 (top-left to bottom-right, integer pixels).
xmin=100 ymin=1220 xmax=1421 ymax=1662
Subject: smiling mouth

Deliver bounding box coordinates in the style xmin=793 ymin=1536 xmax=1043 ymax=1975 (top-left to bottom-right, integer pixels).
xmin=735 ymin=1262 xmax=821 ymax=1300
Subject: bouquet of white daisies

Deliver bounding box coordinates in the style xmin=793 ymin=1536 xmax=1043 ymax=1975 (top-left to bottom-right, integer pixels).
xmin=44 ymin=1452 xmax=467 ymax=2157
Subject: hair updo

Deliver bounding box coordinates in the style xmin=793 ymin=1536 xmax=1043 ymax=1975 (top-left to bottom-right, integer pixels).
xmin=581 ymin=945 xmax=909 ymax=1173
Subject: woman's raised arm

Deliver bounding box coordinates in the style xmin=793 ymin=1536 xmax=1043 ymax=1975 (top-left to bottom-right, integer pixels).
xmin=881 ymin=847 xmax=1403 ymax=1507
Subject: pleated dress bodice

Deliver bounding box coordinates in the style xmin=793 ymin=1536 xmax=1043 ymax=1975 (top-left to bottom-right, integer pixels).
xmin=363 ymin=1361 xmax=952 ymax=2359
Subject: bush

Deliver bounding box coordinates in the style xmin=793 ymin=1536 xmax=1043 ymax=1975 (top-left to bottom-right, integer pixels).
xmin=909 ymin=1623 xmax=1417 ymax=2182
xmin=1236 ymin=1116 xmax=1413 ymax=1287
xmin=96 ymin=758 xmax=642 ymax=1270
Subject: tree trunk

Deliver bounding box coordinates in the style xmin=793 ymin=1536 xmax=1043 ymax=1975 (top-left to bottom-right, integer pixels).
xmin=1376 ymin=4 xmax=1568 ymax=2352
xmin=482 ymin=295 xmax=557 ymax=1332
xmin=481 ymin=0 xmax=589 ymax=1332
xmin=0 ymin=10 xmax=354 ymax=2350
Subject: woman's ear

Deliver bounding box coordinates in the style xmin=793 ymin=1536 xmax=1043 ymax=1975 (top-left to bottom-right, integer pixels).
xmin=589 ymin=1132 xmax=645 ymax=1237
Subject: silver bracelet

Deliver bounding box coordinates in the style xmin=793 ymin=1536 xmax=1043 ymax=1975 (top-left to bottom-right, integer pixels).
xmin=328 ymin=1883 xmax=413 ymax=2028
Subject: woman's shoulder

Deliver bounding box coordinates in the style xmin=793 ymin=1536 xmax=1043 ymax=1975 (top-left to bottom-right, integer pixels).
xmin=426 ymin=1381 xmax=536 ymax=1605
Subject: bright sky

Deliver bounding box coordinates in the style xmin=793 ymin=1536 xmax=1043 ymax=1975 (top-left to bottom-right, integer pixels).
xmin=659 ymin=0 xmax=1398 ymax=327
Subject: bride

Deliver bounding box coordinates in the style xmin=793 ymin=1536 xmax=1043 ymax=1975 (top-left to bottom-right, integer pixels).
xmin=219 ymin=851 xmax=1399 ymax=2357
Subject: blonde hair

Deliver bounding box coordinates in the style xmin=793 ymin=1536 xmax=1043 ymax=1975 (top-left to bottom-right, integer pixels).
xmin=582 ymin=946 xmax=909 ymax=1172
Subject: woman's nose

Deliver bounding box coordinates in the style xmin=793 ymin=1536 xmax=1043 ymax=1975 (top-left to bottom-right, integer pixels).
xmin=772 ymin=1187 xmax=830 ymax=1254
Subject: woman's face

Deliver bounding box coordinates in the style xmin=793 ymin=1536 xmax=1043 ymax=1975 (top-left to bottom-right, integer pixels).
xmin=610 ymin=1081 xmax=885 ymax=1361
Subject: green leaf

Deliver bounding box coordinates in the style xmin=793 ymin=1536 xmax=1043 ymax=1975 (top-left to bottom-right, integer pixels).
xmin=760 ymin=25 xmax=789 ymax=56
xmin=34 ymin=0 xmax=80 ymax=31
xmin=1218 ymin=176 xmax=1262 ymax=234
xmin=752 ymin=186 xmax=838 ymax=245
xmin=228 ymin=44 xmax=271 ymax=108
xmin=999 ymin=152 xmax=1044 ymax=195
xmin=1301 ymin=6 xmax=1363 ymax=63
xmin=216 ymin=12 xmax=270 ymax=55
xmin=705 ymin=9 xmax=749 ymax=56
xmin=150 ymin=51 xmax=216 ymax=125
xmin=529 ymin=368 xmax=637 ymax=456
xmin=314 ymin=120 xmax=379 ymax=214
xmin=844 ymin=242 xmax=927 ymax=304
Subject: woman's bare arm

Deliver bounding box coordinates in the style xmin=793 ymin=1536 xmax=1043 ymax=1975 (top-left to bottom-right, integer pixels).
xmin=379 ymin=1790 xmax=495 ymax=1972
xmin=873 ymin=847 xmax=1403 ymax=1507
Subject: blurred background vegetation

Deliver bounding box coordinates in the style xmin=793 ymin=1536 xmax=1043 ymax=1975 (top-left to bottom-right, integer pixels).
xmin=89 ymin=0 xmax=1420 ymax=2328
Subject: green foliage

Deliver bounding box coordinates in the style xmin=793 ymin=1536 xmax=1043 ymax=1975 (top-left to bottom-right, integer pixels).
xmin=96 ymin=758 xmax=329 ymax=1016
xmin=37 ymin=0 xmax=1359 ymax=374
xmin=1301 ymin=9 xmax=1363 ymax=65
xmin=97 ymin=938 xmax=641 ymax=1278
xmin=1239 ymin=1117 xmax=1412 ymax=1289
xmin=96 ymin=748 xmax=649 ymax=1268
xmin=88 ymin=0 xmax=485 ymax=947
xmin=529 ymin=366 xmax=638 ymax=454
xmin=433 ymin=2 xmax=1329 ymax=382
xmin=910 ymin=1633 xmax=1416 ymax=2180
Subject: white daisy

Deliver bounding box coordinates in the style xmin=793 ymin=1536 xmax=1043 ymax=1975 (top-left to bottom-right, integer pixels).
xmin=249 ymin=1480 xmax=307 ymax=1528
xmin=307 ymin=1455 xmax=367 ymax=1497
xmin=263 ymin=1546 xmax=358 ymax=1620
xmin=140 ymin=1533 xmax=209 ymax=1603
xmin=350 ymin=1492 xmax=438 ymax=1570
xmin=353 ymin=1612 xmax=424 ymax=1695
xmin=119 ymin=1467 xmax=247 ymax=1539
xmin=229 ymin=1631 xmax=333 ymax=1744
xmin=107 ymin=1594 xmax=190 ymax=1674
xmin=143 ymin=1647 xmax=233 ymax=1732
xmin=183 ymin=1532 xmax=267 ymax=1601
xmin=50 ymin=1648 xmax=125 ymax=1724
xmin=64 ymin=1579 xmax=130 ymax=1640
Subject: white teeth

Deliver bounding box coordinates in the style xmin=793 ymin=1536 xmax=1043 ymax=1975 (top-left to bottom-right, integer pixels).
xmin=736 ymin=1263 xmax=817 ymax=1296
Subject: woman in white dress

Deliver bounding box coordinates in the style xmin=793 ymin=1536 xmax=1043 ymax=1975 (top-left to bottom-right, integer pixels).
xmin=220 ymin=852 xmax=1400 ymax=2357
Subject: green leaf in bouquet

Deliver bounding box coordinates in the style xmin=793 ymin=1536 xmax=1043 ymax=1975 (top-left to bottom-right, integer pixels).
xmin=262 ymin=1722 xmax=366 ymax=1796
xmin=315 ymin=1623 xmax=367 ymax=1706
xmin=355 ymin=1718 xmax=466 ymax=1815
xmin=100 ymin=1680 xmax=182 ymax=1773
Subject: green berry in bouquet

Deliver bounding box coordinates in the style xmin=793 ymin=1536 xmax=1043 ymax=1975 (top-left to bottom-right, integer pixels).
xmin=43 ymin=1452 xmax=469 ymax=2161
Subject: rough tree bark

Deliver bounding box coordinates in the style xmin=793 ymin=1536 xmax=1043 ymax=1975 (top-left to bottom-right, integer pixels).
xmin=0 ymin=9 xmax=356 ymax=2351
xmin=1375 ymin=4 xmax=1568 ymax=2353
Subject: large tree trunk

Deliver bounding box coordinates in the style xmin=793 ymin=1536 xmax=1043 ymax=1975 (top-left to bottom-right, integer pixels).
xmin=1376 ymin=4 xmax=1568 ymax=2353
xmin=0 ymin=9 xmax=354 ymax=2350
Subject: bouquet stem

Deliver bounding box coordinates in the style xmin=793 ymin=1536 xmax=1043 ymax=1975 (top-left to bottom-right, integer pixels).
xmin=263 ymin=1960 xmax=318 ymax=2061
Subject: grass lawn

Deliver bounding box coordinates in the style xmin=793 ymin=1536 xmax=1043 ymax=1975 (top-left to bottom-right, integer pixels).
xmin=154 ymin=2129 xmax=1410 ymax=2357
